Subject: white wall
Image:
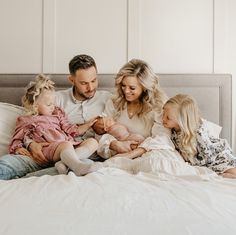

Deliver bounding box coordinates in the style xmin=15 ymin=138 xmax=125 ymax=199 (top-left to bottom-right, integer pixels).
xmin=0 ymin=0 xmax=235 ymax=150
xmin=0 ymin=0 xmax=43 ymax=73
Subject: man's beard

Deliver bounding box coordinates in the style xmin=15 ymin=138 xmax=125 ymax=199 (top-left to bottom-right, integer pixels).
xmin=75 ymin=88 xmax=96 ymax=100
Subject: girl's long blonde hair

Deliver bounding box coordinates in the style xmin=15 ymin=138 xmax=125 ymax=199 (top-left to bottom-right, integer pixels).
xmin=22 ymin=74 xmax=55 ymax=115
xmin=164 ymin=94 xmax=202 ymax=161
xmin=112 ymin=59 xmax=167 ymax=119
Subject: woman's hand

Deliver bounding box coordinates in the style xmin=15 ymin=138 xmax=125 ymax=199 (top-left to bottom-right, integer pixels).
xmin=28 ymin=141 xmax=50 ymax=166
xmin=110 ymin=140 xmax=139 ymax=153
xmin=15 ymin=147 xmax=32 ymax=157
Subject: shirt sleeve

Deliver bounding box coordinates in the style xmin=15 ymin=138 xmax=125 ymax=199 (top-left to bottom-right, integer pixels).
xmin=139 ymin=112 xmax=175 ymax=151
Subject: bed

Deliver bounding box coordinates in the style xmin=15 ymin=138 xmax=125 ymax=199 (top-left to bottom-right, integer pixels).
xmin=0 ymin=74 xmax=235 ymax=235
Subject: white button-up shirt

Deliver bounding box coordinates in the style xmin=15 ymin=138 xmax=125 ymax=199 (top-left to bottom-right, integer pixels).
xmin=55 ymin=87 xmax=111 ymax=139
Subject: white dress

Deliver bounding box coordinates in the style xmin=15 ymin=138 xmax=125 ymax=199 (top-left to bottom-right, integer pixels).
xmin=96 ymin=99 xmax=213 ymax=177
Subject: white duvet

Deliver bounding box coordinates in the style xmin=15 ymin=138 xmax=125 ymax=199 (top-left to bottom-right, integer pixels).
xmin=1 ymin=154 xmax=236 ymax=235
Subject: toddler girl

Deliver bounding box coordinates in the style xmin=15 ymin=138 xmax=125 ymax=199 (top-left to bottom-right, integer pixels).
xmin=162 ymin=94 xmax=236 ymax=178
xmin=9 ymin=74 xmax=98 ymax=176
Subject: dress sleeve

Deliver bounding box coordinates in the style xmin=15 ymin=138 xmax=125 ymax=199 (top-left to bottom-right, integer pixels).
xmin=56 ymin=107 xmax=82 ymax=137
xmin=195 ymin=122 xmax=221 ymax=160
xmin=8 ymin=116 xmax=31 ymax=153
xmin=139 ymin=112 xmax=175 ymax=151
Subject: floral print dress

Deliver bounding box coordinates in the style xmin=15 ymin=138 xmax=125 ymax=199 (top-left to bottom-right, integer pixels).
xmin=171 ymin=120 xmax=236 ymax=174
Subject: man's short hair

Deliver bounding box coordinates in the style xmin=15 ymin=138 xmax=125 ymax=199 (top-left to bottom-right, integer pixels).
xmin=69 ymin=54 xmax=97 ymax=75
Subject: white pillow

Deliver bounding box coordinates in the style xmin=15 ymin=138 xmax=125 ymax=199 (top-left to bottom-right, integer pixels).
xmin=0 ymin=102 xmax=24 ymax=156
xmin=202 ymin=119 xmax=222 ymax=138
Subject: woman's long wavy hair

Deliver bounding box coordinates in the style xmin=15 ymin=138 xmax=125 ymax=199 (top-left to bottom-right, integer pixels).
xmin=112 ymin=59 xmax=167 ymax=119
xmin=22 ymin=74 xmax=55 ymax=115
xmin=164 ymin=94 xmax=202 ymax=161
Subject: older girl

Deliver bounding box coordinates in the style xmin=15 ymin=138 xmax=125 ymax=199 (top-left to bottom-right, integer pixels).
xmin=162 ymin=94 xmax=236 ymax=178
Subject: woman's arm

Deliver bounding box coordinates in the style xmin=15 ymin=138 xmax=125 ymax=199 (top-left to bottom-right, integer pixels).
xmin=113 ymin=147 xmax=146 ymax=159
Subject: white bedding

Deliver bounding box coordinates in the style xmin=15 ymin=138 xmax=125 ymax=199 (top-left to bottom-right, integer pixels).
xmin=0 ymin=74 xmax=234 ymax=235
xmin=1 ymin=163 xmax=236 ymax=235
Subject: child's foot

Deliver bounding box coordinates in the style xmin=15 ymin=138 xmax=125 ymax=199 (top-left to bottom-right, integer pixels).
xmin=55 ymin=161 xmax=69 ymax=174
xmin=87 ymin=162 xmax=103 ymax=173
xmin=74 ymin=162 xmax=103 ymax=176
xmin=73 ymin=160 xmax=93 ymax=176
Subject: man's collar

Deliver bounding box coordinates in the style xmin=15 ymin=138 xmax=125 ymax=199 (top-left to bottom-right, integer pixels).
xmin=70 ymin=87 xmax=80 ymax=103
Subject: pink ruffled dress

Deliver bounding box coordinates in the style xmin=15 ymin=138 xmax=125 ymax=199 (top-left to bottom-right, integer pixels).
xmin=9 ymin=107 xmax=83 ymax=166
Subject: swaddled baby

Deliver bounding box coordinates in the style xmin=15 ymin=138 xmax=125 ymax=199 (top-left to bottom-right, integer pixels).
xmin=92 ymin=116 xmax=144 ymax=153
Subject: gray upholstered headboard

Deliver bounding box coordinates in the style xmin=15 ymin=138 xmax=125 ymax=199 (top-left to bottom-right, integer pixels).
xmin=0 ymin=74 xmax=232 ymax=144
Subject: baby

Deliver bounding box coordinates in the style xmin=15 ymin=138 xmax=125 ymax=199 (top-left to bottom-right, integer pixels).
xmin=92 ymin=116 xmax=144 ymax=156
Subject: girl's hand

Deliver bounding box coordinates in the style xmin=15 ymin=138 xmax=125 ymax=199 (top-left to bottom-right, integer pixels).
xmin=15 ymin=147 xmax=32 ymax=157
xmin=87 ymin=117 xmax=98 ymax=127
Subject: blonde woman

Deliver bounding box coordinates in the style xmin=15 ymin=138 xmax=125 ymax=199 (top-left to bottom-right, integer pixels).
xmin=162 ymin=94 xmax=236 ymax=178
xmin=97 ymin=58 xmax=168 ymax=159
xmin=9 ymin=74 xmax=98 ymax=176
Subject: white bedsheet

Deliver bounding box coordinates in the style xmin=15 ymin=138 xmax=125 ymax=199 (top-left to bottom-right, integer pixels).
xmin=1 ymin=166 xmax=236 ymax=235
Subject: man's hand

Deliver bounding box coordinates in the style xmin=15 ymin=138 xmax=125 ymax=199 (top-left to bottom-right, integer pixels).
xmin=28 ymin=141 xmax=50 ymax=166
xmin=110 ymin=140 xmax=139 ymax=153
xmin=15 ymin=147 xmax=32 ymax=157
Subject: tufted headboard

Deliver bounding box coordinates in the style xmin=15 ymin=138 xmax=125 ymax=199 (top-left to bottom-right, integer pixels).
xmin=0 ymin=74 xmax=232 ymax=144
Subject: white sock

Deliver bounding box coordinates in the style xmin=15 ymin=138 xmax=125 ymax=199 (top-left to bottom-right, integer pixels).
xmin=60 ymin=149 xmax=91 ymax=176
xmin=76 ymin=162 xmax=104 ymax=175
xmin=81 ymin=158 xmax=94 ymax=164
xmin=87 ymin=162 xmax=104 ymax=173
xmin=55 ymin=161 xmax=68 ymax=174
xmin=75 ymin=146 xmax=95 ymax=160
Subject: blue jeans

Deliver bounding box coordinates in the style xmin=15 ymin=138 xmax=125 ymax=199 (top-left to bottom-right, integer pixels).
xmin=0 ymin=154 xmax=42 ymax=180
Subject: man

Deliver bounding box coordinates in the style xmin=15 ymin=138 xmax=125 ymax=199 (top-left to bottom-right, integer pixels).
xmin=0 ymin=54 xmax=111 ymax=179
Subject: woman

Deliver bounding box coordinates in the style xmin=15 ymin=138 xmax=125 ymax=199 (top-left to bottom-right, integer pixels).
xmin=97 ymin=58 xmax=170 ymax=159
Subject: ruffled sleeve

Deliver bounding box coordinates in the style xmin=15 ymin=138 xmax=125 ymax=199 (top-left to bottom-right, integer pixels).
xmin=55 ymin=107 xmax=82 ymax=137
xmin=8 ymin=116 xmax=34 ymax=153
